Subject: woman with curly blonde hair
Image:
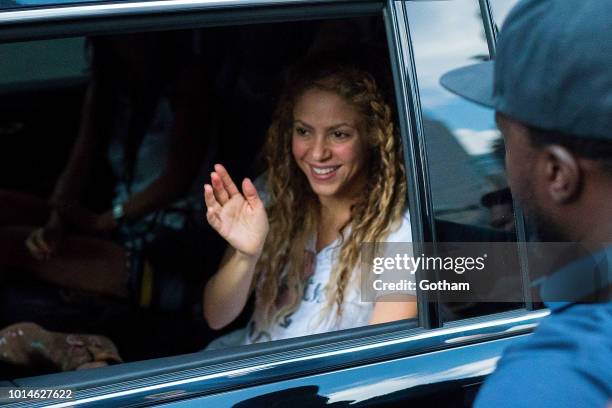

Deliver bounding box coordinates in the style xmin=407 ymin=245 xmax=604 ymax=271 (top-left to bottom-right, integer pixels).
xmin=203 ymin=50 xmax=416 ymax=347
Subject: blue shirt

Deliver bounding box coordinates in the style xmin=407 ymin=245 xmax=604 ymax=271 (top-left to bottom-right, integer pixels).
xmin=475 ymin=249 xmax=612 ymax=408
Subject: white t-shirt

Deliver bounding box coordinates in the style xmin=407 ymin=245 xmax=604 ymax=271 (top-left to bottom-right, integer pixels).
xmin=206 ymin=210 xmax=413 ymax=350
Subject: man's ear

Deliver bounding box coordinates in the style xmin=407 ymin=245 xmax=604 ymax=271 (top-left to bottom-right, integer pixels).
xmin=542 ymin=145 xmax=582 ymax=204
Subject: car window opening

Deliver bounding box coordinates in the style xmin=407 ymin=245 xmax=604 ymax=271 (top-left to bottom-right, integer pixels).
xmin=0 ymin=16 xmax=419 ymax=380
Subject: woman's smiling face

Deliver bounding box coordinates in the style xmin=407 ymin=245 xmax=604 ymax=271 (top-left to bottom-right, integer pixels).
xmin=291 ymin=87 xmax=369 ymax=202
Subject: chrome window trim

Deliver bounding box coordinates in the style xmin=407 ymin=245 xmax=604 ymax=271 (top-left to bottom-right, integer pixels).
xmin=389 ymin=0 xmax=441 ymax=328
xmin=0 ymin=0 xmax=357 ymax=25
xmin=385 ymin=0 xmax=432 ymax=328
xmin=13 ymin=309 xmax=549 ymax=408
xmin=479 ymin=0 xmax=497 ymax=58
xmin=386 ymin=0 xmax=435 ymax=245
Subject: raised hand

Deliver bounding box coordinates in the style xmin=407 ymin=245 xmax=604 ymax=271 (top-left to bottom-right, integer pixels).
xmin=204 ymin=164 xmax=269 ymax=258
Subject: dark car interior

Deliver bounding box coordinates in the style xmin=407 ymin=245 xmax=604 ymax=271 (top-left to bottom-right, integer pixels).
xmin=0 ymin=17 xmax=397 ymax=379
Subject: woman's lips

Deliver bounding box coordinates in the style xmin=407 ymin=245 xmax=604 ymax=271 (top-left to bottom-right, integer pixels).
xmin=309 ymin=164 xmax=341 ymax=181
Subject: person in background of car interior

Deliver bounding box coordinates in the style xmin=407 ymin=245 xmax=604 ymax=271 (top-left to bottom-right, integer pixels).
xmin=0 ymin=32 xmax=210 ymax=308
xmin=481 ymin=187 xmax=514 ymax=232
xmin=0 ymin=322 xmax=122 ymax=373
xmin=202 ymin=48 xmax=417 ymax=348
xmin=441 ymin=0 xmax=612 ymax=406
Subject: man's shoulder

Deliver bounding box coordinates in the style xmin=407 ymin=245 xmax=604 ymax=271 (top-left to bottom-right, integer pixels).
xmin=474 ymin=303 xmax=612 ymax=408
xmin=514 ymin=302 xmax=612 ymax=352
xmin=499 ymin=303 xmax=612 ymax=371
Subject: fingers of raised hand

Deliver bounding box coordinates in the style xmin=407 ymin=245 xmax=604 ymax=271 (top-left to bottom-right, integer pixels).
xmin=214 ymin=164 xmax=240 ymax=197
xmin=203 ymin=184 xmax=222 ymax=226
xmin=211 ymin=172 xmax=230 ymax=205
xmin=242 ymin=178 xmax=262 ymax=208
xmin=204 ymin=184 xmax=221 ymax=211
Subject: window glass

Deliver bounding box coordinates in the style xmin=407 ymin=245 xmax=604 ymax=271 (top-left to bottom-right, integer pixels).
xmin=490 ymin=0 xmax=520 ymax=29
xmin=406 ymin=0 xmax=523 ymax=321
xmin=0 ymin=17 xmax=417 ymax=381
xmin=0 ymin=38 xmax=87 ymax=87
xmin=408 ymin=0 xmax=506 ymax=231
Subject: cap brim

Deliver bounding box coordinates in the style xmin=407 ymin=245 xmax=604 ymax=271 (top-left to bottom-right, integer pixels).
xmin=440 ymin=61 xmax=495 ymax=108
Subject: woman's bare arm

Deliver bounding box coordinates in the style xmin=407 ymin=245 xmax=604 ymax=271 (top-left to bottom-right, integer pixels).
xmin=369 ymin=296 xmax=418 ymax=325
xmin=202 ymin=164 xmax=269 ymax=329
xmin=203 ymin=245 xmax=260 ymax=329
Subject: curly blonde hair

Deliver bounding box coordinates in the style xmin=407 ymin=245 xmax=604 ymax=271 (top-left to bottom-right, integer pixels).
xmin=254 ymin=50 xmax=408 ymax=329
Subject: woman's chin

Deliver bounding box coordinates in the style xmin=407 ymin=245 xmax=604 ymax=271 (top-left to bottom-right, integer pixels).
xmin=306 ymin=175 xmax=365 ymax=202
xmin=308 ymin=183 xmax=340 ymax=199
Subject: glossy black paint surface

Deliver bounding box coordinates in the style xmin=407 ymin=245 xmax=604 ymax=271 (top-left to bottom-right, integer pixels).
xmin=158 ymin=336 xmax=516 ymax=407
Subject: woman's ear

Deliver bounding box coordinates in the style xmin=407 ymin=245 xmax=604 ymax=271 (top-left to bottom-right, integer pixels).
xmin=542 ymin=145 xmax=582 ymax=204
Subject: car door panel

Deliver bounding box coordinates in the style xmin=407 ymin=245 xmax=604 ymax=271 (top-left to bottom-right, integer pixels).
xmin=150 ymin=336 xmax=522 ymax=408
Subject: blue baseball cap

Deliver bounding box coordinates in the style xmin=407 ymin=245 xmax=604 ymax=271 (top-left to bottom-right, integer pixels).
xmin=440 ymin=0 xmax=612 ymax=140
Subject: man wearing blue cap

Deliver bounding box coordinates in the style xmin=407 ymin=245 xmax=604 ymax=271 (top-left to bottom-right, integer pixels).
xmin=441 ymin=1 xmax=612 ymax=407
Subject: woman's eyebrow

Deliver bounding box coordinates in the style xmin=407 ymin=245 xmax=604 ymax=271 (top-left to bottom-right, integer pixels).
xmin=327 ymin=123 xmax=354 ymax=130
xmin=293 ymin=120 xmax=356 ymax=131
xmin=293 ymin=120 xmax=314 ymax=129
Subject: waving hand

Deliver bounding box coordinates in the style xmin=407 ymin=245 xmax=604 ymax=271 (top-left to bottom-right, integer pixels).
xmin=204 ymin=164 xmax=269 ymax=258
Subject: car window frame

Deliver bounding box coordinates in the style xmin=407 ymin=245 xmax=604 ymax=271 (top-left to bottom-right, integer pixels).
xmin=0 ymin=0 xmax=380 ymax=42
xmin=399 ymin=0 xmax=537 ymax=326
xmin=481 ymin=0 xmax=537 ymax=311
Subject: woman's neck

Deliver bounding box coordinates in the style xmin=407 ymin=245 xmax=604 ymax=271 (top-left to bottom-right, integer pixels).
xmin=316 ymin=196 xmax=355 ymax=252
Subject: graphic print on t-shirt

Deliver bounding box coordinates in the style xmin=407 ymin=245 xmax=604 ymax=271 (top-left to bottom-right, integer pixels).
xmin=250 ymin=249 xmax=319 ymax=337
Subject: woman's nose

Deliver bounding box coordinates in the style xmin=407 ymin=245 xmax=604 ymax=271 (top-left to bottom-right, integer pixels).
xmin=310 ymin=135 xmax=330 ymax=161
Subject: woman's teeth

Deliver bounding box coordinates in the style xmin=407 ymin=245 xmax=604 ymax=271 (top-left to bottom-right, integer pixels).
xmin=312 ymin=166 xmax=340 ymax=175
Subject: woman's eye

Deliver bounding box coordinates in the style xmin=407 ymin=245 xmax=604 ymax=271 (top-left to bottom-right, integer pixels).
xmin=295 ymin=127 xmax=308 ymax=136
xmin=332 ymin=131 xmax=350 ymax=139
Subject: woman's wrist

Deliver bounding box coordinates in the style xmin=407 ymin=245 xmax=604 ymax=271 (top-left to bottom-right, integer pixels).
xmin=235 ymin=248 xmax=262 ymax=264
